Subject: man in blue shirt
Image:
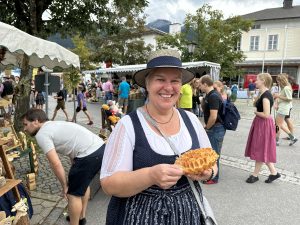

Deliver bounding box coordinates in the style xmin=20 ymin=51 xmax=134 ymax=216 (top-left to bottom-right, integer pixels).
xmin=118 ymin=76 xmax=130 ymax=114
xmin=247 ymin=79 xmax=256 ymax=105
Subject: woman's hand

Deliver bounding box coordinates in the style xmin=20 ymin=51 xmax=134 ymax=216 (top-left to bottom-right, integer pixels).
xmin=273 ymin=93 xmax=279 ymax=99
xmin=186 ymin=169 xmax=213 ymax=181
xmin=150 ymin=164 xmax=184 ymax=189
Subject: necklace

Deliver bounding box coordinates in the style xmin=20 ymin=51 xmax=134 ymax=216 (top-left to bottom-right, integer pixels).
xmin=145 ymin=104 xmax=174 ymax=125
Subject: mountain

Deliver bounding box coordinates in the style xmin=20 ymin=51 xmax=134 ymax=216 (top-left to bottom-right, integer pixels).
xmin=147 ymin=19 xmax=172 ymax=33
xmin=47 ymin=33 xmax=75 ymax=49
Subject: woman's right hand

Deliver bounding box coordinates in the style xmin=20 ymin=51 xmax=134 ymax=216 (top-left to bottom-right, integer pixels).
xmin=149 ymin=164 xmax=184 ymax=189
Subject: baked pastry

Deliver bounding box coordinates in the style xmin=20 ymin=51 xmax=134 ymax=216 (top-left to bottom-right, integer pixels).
xmin=175 ymin=148 xmax=219 ymax=175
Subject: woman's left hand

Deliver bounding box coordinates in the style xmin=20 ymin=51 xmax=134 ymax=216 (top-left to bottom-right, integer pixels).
xmin=186 ymin=169 xmax=213 ymax=181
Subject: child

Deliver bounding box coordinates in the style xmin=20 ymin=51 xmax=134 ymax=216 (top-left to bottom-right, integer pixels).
xmin=72 ymin=85 xmax=93 ymax=125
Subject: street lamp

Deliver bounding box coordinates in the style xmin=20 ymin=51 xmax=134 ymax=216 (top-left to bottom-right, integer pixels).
xmin=187 ymin=42 xmax=197 ymax=54
xmin=187 ymin=42 xmax=197 ymax=62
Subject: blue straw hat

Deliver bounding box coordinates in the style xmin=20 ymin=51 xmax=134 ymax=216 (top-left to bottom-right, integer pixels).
xmin=133 ymin=49 xmax=194 ymax=88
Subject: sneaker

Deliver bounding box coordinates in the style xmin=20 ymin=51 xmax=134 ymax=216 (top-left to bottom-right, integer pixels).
xmin=203 ymin=180 xmax=218 ymax=185
xmin=265 ymin=173 xmax=281 ymax=183
xmin=289 ymin=138 xmax=298 ymax=146
xmin=276 ymin=141 xmax=280 ymax=146
xmin=282 ymin=137 xmax=291 ymax=140
xmin=87 ymin=121 xmax=94 ymax=125
xmin=246 ymin=175 xmax=259 ymax=183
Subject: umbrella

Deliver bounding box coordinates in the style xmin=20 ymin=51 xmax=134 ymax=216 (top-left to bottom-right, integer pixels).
xmin=0 ymin=22 xmax=80 ymax=69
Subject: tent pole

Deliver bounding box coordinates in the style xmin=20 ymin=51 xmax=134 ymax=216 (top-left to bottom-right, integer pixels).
xmin=45 ymin=72 xmax=49 ymax=117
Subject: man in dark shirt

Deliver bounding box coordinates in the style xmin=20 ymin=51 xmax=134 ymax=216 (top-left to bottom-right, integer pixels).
xmin=199 ymin=75 xmax=226 ymax=184
xmin=51 ymin=89 xmax=69 ymax=121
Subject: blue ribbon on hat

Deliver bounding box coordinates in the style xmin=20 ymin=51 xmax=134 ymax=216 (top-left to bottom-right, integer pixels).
xmin=147 ymin=56 xmax=182 ymax=68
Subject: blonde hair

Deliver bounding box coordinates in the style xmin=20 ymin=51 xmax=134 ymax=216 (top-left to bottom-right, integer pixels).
xmin=213 ymin=80 xmax=225 ymax=94
xmin=257 ymin=73 xmax=272 ymax=89
xmin=276 ymin=73 xmax=290 ymax=88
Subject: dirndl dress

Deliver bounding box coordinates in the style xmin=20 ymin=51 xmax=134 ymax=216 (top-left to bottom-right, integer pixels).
xmin=106 ymin=109 xmax=205 ymax=225
xmin=244 ymin=115 xmax=276 ymax=163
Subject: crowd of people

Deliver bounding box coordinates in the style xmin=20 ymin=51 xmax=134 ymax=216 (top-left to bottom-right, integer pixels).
xmin=0 ymin=48 xmax=297 ymax=225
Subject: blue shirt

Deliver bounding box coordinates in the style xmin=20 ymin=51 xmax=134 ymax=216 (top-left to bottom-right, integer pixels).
xmin=248 ymin=83 xmax=256 ymax=91
xmin=119 ymin=81 xmax=130 ymax=98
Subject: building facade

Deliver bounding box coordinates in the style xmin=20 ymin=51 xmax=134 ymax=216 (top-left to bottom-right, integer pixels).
xmin=237 ymin=0 xmax=300 ymax=88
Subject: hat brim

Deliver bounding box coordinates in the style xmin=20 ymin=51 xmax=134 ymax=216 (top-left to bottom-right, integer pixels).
xmin=133 ymin=67 xmax=195 ymax=88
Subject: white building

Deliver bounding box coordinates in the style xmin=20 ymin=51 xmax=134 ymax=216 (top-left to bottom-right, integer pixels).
xmin=237 ymin=0 xmax=300 ymax=86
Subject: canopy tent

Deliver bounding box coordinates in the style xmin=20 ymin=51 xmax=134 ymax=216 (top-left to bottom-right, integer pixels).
xmin=0 ymin=22 xmax=80 ymax=69
xmin=0 ymin=22 xmax=80 ymax=117
xmin=83 ymin=61 xmax=221 ymax=81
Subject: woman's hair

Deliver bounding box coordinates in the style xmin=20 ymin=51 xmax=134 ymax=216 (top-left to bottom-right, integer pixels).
xmin=276 ymin=73 xmax=290 ymax=88
xmin=191 ymin=78 xmax=200 ymax=95
xmin=257 ymin=73 xmax=272 ymax=89
xmin=214 ymin=80 xmax=225 ymax=91
xmin=21 ymin=108 xmax=48 ymax=122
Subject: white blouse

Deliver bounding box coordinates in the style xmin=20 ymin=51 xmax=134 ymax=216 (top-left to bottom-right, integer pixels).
xmin=100 ymin=109 xmax=211 ymax=179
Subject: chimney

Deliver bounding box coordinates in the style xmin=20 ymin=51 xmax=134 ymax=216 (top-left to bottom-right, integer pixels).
xmin=283 ymin=0 xmax=293 ymax=8
xmin=169 ymin=23 xmax=181 ymax=35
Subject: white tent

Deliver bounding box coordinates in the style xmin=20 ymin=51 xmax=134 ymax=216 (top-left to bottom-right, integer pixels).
xmin=0 ymin=22 xmax=80 ymax=116
xmin=83 ymin=61 xmax=221 ymax=81
xmin=0 ymin=22 xmax=80 ymax=69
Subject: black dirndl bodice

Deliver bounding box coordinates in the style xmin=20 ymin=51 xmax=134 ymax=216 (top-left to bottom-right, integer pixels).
xmin=106 ymin=109 xmax=204 ymax=225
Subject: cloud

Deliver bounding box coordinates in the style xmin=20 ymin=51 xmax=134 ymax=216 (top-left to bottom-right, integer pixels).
xmin=145 ymin=0 xmax=300 ymax=23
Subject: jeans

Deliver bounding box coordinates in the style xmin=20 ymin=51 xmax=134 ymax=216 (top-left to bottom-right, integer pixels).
xmin=206 ymin=124 xmax=226 ymax=182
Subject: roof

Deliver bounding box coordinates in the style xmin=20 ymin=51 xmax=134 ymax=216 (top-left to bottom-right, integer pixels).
xmin=82 ymin=61 xmax=221 ymax=75
xmin=143 ymin=27 xmax=167 ymax=36
xmin=241 ymin=5 xmax=300 ymax=21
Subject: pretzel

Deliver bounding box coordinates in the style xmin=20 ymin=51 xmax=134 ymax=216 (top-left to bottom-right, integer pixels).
xmin=175 ymin=148 xmax=219 ymax=175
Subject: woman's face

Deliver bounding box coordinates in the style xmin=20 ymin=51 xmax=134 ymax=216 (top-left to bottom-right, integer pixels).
xmin=255 ymin=76 xmax=264 ymax=89
xmin=146 ymin=68 xmax=182 ymax=110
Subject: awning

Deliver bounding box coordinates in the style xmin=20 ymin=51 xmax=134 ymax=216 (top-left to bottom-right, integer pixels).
xmin=0 ymin=22 xmax=80 ymax=69
xmin=236 ymin=59 xmax=300 ymax=66
xmin=83 ymin=61 xmax=221 ymax=80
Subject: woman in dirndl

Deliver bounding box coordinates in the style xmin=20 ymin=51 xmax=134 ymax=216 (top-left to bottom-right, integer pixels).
xmin=244 ymin=73 xmax=281 ymax=184
xmin=100 ymin=49 xmax=218 ymax=225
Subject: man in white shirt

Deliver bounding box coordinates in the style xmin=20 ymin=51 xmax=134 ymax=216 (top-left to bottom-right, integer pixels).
xmin=21 ymin=108 xmax=105 ymax=225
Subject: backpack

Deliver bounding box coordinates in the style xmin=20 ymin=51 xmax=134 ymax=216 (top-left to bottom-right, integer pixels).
xmin=221 ymin=99 xmax=241 ymax=131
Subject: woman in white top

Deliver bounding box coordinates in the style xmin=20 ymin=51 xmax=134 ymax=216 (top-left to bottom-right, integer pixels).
xmin=273 ymin=74 xmax=297 ymax=146
xmin=100 ymin=49 xmax=217 ymax=225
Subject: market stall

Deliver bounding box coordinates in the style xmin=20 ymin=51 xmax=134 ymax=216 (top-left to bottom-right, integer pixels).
xmin=0 ymin=22 xmax=80 ymax=224
xmin=83 ymin=60 xmax=221 ymax=112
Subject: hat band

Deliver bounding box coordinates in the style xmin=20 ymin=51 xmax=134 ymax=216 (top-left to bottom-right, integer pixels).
xmin=147 ymin=56 xmax=182 ymax=68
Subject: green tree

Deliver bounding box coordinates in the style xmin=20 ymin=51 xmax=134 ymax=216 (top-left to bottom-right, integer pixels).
xmin=62 ymin=68 xmax=82 ymax=122
xmin=72 ymin=35 xmax=95 ymax=71
xmin=89 ymin=15 xmax=152 ymax=65
xmin=0 ymin=0 xmax=148 ymax=37
xmin=0 ymin=0 xmax=148 ymax=131
xmin=157 ymin=4 xmax=253 ymax=79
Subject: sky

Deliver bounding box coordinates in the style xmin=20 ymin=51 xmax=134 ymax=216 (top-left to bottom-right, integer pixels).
xmin=144 ymin=0 xmax=300 ymax=23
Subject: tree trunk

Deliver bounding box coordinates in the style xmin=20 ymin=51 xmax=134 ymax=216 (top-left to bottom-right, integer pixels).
xmin=14 ymin=55 xmax=31 ymax=132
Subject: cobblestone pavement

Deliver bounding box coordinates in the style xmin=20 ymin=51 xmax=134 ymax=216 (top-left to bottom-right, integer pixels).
xmin=221 ymin=155 xmax=300 ymax=185
xmin=9 ymin=96 xmax=300 ymax=224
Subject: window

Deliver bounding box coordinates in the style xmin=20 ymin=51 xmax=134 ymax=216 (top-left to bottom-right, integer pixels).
xmin=235 ymin=40 xmax=241 ymax=51
xmin=250 ymin=36 xmax=259 ymax=51
xmin=268 ymin=35 xmax=278 ymax=50
xmin=252 ymin=24 xmax=261 ymax=29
